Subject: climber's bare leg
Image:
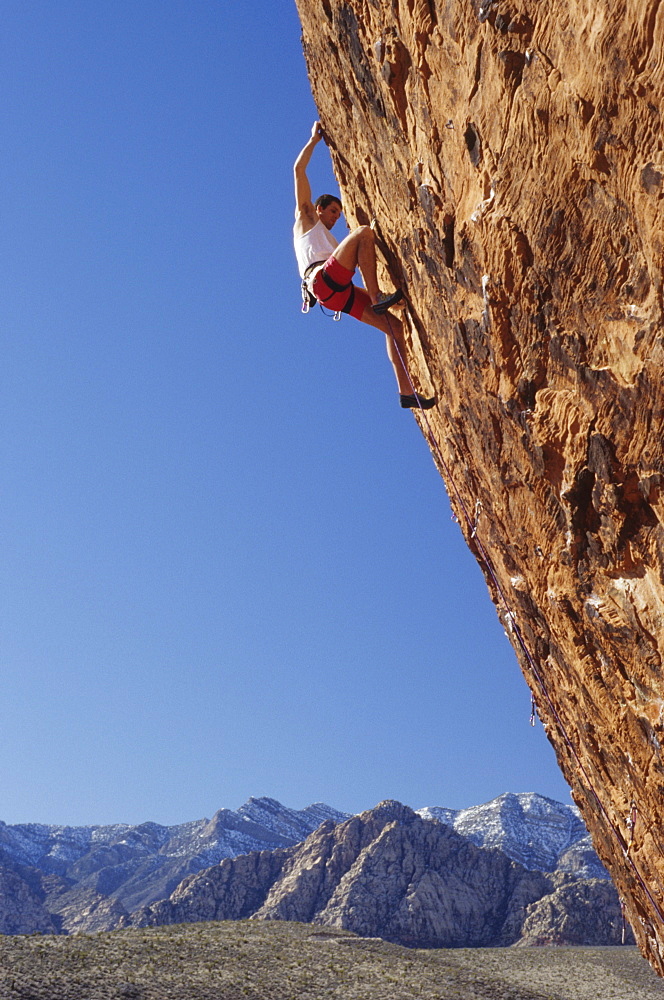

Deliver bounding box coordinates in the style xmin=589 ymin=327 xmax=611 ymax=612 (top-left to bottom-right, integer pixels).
xmin=358 ymin=304 xmax=412 ymax=395
xmin=332 ymin=226 xmax=381 ymax=304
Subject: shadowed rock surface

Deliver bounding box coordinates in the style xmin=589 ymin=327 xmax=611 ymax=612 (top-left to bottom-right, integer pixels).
xmin=0 ymin=868 xmax=58 ymax=935
xmin=294 ymin=0 xmax=664 ymax=974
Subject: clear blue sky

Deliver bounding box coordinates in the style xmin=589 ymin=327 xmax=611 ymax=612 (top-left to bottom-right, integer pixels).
xmin=0 ymin=1 xmax=571 ymax=826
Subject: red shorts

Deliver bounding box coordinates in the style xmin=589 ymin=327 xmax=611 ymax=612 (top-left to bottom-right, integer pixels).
xmin=311 ymin=256 xmax=371 ymax=321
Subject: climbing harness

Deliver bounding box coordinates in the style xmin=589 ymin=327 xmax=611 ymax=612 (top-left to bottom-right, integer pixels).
xmin=381 ymin=304 xmax=664 ymax=933
xmin=300 ymin=260 xmax=343 ymax=321
xmin=301 ymin=260 xmax=326 ymax=313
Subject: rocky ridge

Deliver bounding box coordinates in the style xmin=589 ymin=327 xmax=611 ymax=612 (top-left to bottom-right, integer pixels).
xmin=419 ymin=791 xmax=607 ymax=878
xmin=0 ymin=793 xmax=615 ymax=940
xmin=295 ymin=0 xmax=664 ymax=973
xmin=128 ymin=801 xmax=629 ymax=949
xmin=0 ymin=798 xmax=346 ymax=933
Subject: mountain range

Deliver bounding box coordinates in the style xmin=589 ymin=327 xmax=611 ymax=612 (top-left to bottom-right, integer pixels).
xmin=0 ymin=798 xmax=347 ymax=933
xmin=0 ymin=792 xmax=625 ymax=946
xmin=128 ymin=799 xmax=625 ymax=949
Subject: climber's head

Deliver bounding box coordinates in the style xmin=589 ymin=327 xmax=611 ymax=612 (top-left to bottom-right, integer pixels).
xmin=315 ymin=194 xmax=342 ymax=230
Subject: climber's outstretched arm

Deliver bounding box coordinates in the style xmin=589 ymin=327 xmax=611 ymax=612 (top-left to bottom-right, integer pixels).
xmin=294 ymin=121 xmax=323 ymax=231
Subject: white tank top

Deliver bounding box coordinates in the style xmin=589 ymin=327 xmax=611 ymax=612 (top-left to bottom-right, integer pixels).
xmin=294 ymin=220 xmax=338 ymax=278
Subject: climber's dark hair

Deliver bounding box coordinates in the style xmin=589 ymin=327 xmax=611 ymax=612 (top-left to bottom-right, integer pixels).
xmin=315 ymin=194 xmax=342 ymax=211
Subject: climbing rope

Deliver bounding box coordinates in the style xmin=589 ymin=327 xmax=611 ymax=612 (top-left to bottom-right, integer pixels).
xmin=382 ymin=307 xmax=664 ymax=934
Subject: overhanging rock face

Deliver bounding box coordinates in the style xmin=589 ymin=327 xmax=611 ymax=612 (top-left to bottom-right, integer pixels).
xmin=295 ymin=0 xmax=664 ymax=974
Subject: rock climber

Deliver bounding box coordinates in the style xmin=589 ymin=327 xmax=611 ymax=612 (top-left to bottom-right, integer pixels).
xmin=294 ymin=122 xmax=435 ymax=410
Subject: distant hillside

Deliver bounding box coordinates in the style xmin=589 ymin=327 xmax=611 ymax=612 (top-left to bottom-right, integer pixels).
xmin=0 ymin=793 xmax=620 ymax=943
xmin=0 ymin=797 xmax=346 ymax=933
xmin=127 ymin=800 xmax=628 ymax=949
xmin=417 ymin=791 xmax=608 ymax=879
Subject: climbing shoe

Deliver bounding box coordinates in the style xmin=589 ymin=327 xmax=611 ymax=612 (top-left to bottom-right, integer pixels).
xmin=400 ymin=392 xmax=436 ymax=410
xmin=373 ymin=289 xmax=404 ymax=314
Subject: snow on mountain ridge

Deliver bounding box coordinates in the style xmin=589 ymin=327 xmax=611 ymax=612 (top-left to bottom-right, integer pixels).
xmin=0 ymin=799 xmax=349 ymax=875
xmin=235 ymin=797 xmax=347 ymax=841
xmin=0 ymin=821 xmax=135 ymax=868
xmin=417 ymin=792 xmax=608 ymax=878
xmin=0 ymin=794 xmax=607 ymax=887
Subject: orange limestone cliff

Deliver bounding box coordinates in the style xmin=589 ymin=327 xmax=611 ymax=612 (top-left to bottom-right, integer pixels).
xmin=295 ymin=0 xmax=664 ymax=975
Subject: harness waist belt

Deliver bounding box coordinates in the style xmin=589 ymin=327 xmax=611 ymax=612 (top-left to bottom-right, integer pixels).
xmin=303 ymin=259 xmax=329 ymax=280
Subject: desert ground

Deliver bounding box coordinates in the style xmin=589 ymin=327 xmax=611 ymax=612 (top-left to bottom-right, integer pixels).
xmin=0 ymin=920 xmax=661 ymax=1000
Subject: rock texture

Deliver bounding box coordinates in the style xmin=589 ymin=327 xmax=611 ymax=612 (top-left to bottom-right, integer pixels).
xmin=295 ymin=0 xmax=664 ymax=974
xmin=516 ymin=877 xmax=629 ymax=947
xmin=129 ymin=801 xmax=632 ymax=948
